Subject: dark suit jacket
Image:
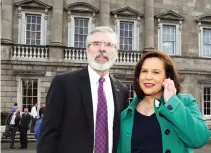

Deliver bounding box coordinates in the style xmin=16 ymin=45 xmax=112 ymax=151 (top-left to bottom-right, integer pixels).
xmin=37 ymin=67 xmax=129 ymax=153
xmin=6 ymin=113 xmax=21 ymax=127
xmin=20 ymin=113 xmax=31 ymax=129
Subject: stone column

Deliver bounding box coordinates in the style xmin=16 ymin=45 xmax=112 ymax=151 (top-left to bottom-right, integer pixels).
xmin=1 ymin=0 xmax=13 ymax=43
xmin=100 ymin=0 xmax=110 ymax=26
xmin=51 ymin=0 xmax=63 ymax=45
xmin=144 ymin=0 xmax=154 ymax=50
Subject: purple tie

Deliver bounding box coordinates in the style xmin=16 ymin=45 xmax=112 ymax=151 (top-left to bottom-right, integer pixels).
xmin=94 ymin=77 xmax=108 ymax=153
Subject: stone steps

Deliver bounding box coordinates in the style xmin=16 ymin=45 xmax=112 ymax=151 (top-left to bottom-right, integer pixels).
xmin=1 ymin=131 xmax=36 ymax=143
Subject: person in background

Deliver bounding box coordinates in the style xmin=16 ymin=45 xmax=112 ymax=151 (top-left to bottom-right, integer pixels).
xmin=37 ymin=26 xmax=129 ymax=153
xmin=19 ymin=108 xmax=31 ymax=149
xmin=4 ymin=108 xmax=21 ymax=149
xmin=11 ymin=103 xmax=17 ymax=113
xmin=41 ymin=103 xmax=46 ymax=109
xmin=34 ymin=107 xmax=45 ymax=144
xmin=118 ymin=50 xmax=211 ymax=153
xmin=30 ymin=103 xmax=37 ymax=133
xmin=38 ymin=103 xmax=46 ymax=118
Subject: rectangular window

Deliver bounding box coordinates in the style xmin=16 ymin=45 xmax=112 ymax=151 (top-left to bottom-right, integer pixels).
xmin=74 ymin=18 xmax=89 ymax=48
xmin=22 ymin=79 xmax=38 ymax=112
xmin=162 ymin=25 xmax=176 ymax=55
xmin=203 ymin=28 xmax=211 ymax=57
xmin=25 ymin=14 xmax=42 ymax=45
xmin=123 ymin=82 xmax=135 ymax=103
xmin=120 ymin=22 xmax=133 ymax=51
xmin=204 ymin=87 xmax=211 ymax=116
xmin=158 ymin=23 xmax=181 ymax=55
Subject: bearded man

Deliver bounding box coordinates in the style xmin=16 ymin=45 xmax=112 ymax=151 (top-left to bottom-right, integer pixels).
xmin=37 ymin=26 xmax=129 ymax=153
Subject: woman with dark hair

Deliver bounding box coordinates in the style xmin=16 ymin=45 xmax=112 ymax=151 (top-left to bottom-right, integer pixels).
xmin=118 ymin=50 xmax=210 ymax=153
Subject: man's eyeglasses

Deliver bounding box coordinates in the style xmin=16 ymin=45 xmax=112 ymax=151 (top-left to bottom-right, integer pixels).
xmin=88 ymin=41 xmax=117 ymax=49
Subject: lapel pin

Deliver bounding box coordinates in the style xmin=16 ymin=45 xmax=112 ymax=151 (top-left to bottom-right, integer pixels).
xmin=155 ymin=99 xmax=160 ymax=108
xmin=115 ymin=85 xmax=119 ymax=92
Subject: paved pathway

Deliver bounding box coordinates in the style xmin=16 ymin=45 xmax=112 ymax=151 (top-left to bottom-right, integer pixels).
xmin=1 ymin=142 xmax=211 ymax=153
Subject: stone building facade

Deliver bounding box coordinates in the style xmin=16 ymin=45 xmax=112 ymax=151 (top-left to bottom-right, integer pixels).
xmin=1 ymin=0 xmax=211 ymax=125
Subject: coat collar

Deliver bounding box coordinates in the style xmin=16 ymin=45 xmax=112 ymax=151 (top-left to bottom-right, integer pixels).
xmin=123 ymin=96 xmax=165 ymax=118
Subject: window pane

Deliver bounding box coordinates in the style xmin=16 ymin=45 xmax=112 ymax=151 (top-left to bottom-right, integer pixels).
xmin=31 ymin=39 xmax=35 ymax=45
xmin=84 ymin=28 xmax=88 ymax=34
xmin=163 ymin=25 xmax=176 ymax=41
xmin=79 ymin=42 xmax=83 ymax=48
xmin=203 ymin=87 xmax=211 ymax=115
xmin=36 ymin=32 xmax=40 ymax=39
xmin=162 ymin=25 xmax=176 ymax=54
xmin=36 ymin=40 xmax=40 ymax=45
xmin=31 ymin=32 xmax=35 ymax=39
xmin=32 ymin=24 xmax=36 ymax=31
xmin=36 ymin=25 xmax=41 ymax=31
xmin=26 ymin=39 xmax=30 ymax=44
xmin=129 ymin=24 xmax=133 ymax=30
xmin=26 ymin=24 xmax=31 ymax=30
xmin=21 ymin=79 xmax=38 ymax=112
xmin=120 ymin=30 xmax=123 ymax=37
xmin=120 ymin=45 xmax=123 ymax=50
xmin=74 ymin=18 xmax=89 ymax=48
xmin=25 ymin=14 xmax=42 ymax=45
xmin=27 ymin=16 xmax=31 ymax=23
xmin=129 ymin=31 xmax=133 ymax=37
xmin=37 ymin=17 xmax=41 ymax=24
xmin=125 ymin=24 xmax=128 ymax=29
xmin=74 ymin=42 xmax=78 ymax=47
xmin=203 ymin=28 xmax=211 ymax=57
xmin=26 ymin=31 xmax=30 ymax=38
xmin=75 ymin=35 xmax=78 ymax=41
xmin=119 ymin=22 xmax=134 ymax=51
xmin=163 ymin=42 xmax=174 ymax=55
xmin=79 ymin=35 xmax=83 ymax=41
xmin=84 ymin=20 xmax=88 ymax=27
xmin=80 ymin=27 xmax=83 ymax=34
xmin=123 ymin=82 xmax=134 ymax=103
xmin=32 ymin=16 xmax=36 ymax=23
xmin=75 ymin=27 xmax=79 ymax=34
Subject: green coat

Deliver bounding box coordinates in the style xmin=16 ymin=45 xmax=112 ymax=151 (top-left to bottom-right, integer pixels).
xmin=118 ymin=94 xmax=210 ymax=153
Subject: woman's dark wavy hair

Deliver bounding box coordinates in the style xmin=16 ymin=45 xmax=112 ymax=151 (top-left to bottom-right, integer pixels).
xmin=134 ymin=50 xmax=181 ymax=99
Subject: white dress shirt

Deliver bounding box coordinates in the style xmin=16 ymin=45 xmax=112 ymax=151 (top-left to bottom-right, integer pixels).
xmin=9 ymin=112 xmax=16 ymax=125
xmin=88 ymin=66 xmax=114 ymax=153
xmin=30 ymin=106 xmax=37 ymax=118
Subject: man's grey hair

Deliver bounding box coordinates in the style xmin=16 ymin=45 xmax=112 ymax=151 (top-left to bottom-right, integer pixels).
xmin=86 ymin=26 xmax=119 ymax=48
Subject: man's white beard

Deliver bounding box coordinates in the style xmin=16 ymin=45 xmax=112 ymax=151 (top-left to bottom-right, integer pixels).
xmin=87 ymin=52 xmax=117 ymax=72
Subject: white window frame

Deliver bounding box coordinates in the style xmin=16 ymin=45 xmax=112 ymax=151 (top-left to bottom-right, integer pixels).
xmin=202 ymin=85 xmax=211 ymax=119
xmin=122 ymin=81 xmax=136 ymax=103
xmin=158 ymin=23 xmax=181 ymax=55
xmin=68 ymin=15 xmax=93 ymax=47
xmin=16 ymin=76 xmax=41 ymax=112
xmin=199 ymin=26 xmax=211 ymax=58
xmin=18 ymin=11 xmax=47 ymax=45
xmin=115 ymin=19 xmax=139 ymax=51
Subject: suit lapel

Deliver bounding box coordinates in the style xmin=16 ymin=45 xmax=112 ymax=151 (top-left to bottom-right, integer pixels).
xmin=110 ymin=76 xmax=121 ymax=116
xmin=79 ymin=67 xmax=94 ymax=136
xmin=110 ymin=76 xmax=121 ymax=152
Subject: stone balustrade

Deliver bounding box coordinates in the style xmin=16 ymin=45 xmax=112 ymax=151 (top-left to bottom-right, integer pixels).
xmin=6 ymin=44 xmax=143 ymax=64
xmin=12 ymin=44 xmax=49 ymax=61
xmin=64 ymin=47 xmax=141 ymax=64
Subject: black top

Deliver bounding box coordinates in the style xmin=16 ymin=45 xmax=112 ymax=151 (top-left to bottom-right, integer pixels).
xmin=131 ymin=109 xmax=162 ymax=153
